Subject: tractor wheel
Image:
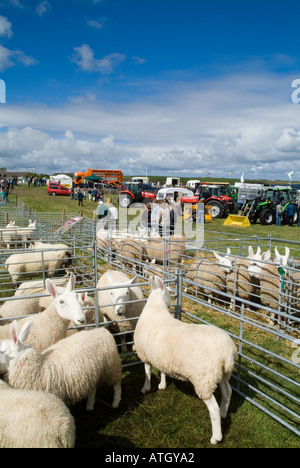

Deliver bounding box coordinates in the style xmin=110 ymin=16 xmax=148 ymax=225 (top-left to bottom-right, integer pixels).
xmin=205 ymin=200 xmax=225 ymax=218
xmin=118 ymin=194 xmax=133 ymax=208
xmin=259 ymin=208 xmax=275 ymax=225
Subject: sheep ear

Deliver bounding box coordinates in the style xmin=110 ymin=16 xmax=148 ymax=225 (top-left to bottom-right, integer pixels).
xmin=226 ymin=247 xmax=231 ymax=255
xmin=46 ymin=279 xmax=58 ymax=298
xmin=18 ymin=321 xmax=32 ymax=344
xmin=263 ymin=250 xmax=271 ymax=261
xmin=10 ymin=320 xmax=18 ymax=344
xmin=285 ymin=247 xmax=290 ymax=258
xmin=154 ymin=276 xmax=165 ymax=291
xmin=66 ymin=272 xmax=76 ymax=291
xmin=248 ymin=246 xmax=254 ymax=257
xmin=129 ymin=276 xmax=138 ymax=285
xmin=213 ymin=251 xmax=221 ymax=262
xmin=274 ymin=247 xmax=279 ymax=258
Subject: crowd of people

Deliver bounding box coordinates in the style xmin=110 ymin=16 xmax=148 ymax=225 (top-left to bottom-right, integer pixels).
xmin=276 ymin=200 xmax=300 ymax=227
xmin=95 ymin=197 xmax=179 ymax=236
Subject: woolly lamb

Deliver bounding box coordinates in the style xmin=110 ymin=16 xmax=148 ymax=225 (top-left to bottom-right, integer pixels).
xmin=134 ymin=276 xmax=237 ymax=445
xmin=0 ymin=296 xmax=41 ymax=325
xmin=185 ymin=251 xmax=232 ymax=305
xmin=144 ymin=235 xmax=187 ymax=265
xmin=0 ymin=273 xmax=86 ymax=351
xmin=248 ymin=250 xmax=286 ymax=325
xmin=5 ymin=244 xmax=72 ymax=286
xmin=97 ymin=270 xmax=145 ymax=352
xmin=225 ymin=247 xmax=262 ymax=310
xmin=0 ymin=379 xmax=75 ymax=448
xmin=14 ymin=274 xmax=71 ymax=296
xmin=0 ymin=319 xmax=122 ymax=411
xmin=0 ymin=220 xmax=36 ymax=249
xmin=116 ymin=238 xmax=147 ymax=274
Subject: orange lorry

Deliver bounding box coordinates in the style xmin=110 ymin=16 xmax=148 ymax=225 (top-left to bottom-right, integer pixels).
xmin=73 ymin=169 xmax=123 ymax=188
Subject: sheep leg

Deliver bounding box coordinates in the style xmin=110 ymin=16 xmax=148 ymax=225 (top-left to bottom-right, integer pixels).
xmin=112 ymin=383 xmax=122 ymax=408
xmin=86 ymin=386 xmax=97 ymax=411
xmin=219 ymin=376 xmax=232 ymax=418
xmin=203 ymin=395 xmax=222 ymax=444
xmin=158 ymin=372 xmax=167 ymax=390
xmin=141 ymin=363 xmax=152 ymax=393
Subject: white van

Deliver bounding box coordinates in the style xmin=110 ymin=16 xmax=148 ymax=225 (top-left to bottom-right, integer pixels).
xmin=186 ymin=180 xmax=200 ymax=190
xmin=157 ymin=187 xmax=194 ymax=202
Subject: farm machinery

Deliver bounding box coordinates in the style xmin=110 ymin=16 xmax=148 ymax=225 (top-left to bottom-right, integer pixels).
xmin=118 ymin=182 xmax=156 ymax=208
xmin=180 ymin=183 xmax=239 ymax=219
xmin=240 ymin=186 xmax=299 ymax=225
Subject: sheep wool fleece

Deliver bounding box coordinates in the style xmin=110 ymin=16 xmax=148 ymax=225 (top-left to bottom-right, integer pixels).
xmin=6 ymin=327 xmax=122 ymax=406
xmin=134 ymin=290 xmax=237 ymax=401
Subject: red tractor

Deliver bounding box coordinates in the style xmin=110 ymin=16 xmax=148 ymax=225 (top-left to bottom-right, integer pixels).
xmin=118 ymin=182 xmax=156 ymax=208
xmin=180 ymin=184 xmax=238 ymax=218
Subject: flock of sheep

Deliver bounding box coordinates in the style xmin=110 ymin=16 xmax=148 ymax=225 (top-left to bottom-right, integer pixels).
xmin=0 ymin=218 xmax=298 ymax=448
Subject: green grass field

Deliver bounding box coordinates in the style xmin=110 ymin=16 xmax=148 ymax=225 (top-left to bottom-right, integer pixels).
xmin=1 ymin=185 xmax=300 ymax=449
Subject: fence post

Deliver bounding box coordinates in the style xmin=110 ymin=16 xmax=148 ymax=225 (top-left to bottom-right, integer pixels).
xmin=237 ymin=302 xmax=245 ymax=392
xmin=175 ymin=269 xmax=183 ymax=321
xmin=93 ymin=220 xmax=100 ymax=328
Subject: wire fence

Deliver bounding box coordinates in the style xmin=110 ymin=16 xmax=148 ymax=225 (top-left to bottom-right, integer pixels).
xmin=0 ymin=203 xmax=299 ymax=438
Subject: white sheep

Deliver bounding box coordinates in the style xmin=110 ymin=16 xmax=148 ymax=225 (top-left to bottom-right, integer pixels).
xmin=116 ymin=238 xmax=147 ymax=274
xmin=97 ymin=270 xmax=145 ymax=352
xmin=14 ymin=273 xmax=71 ymax=296
xmin=0 ymin=273 xmax=86 ymax=351
xmin=185 ymin=251 xmax=232 ymax=305
xmin=248 ymin=250 xmax=286 ymax=325
xmin=0 ymin=379 xmax=75 ymax=448
xmin=0 ymin=319 xmax=122 ymax=411
xmin=0 ymin=220 xmax=36 ymax=249
xmin=134 ymin=276 xmax=237 ymax=445
xmin=5 ymin=244 xmax=72 ymax=286
xmin=225 ymin=247 xmax=262 ymax=310
xmin=144 ymin=235 xmax=187 ymax=266
xmin=0 ymin=296 xmax=41 ymax=325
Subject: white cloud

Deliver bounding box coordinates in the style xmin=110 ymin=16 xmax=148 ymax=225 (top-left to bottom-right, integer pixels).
xmin=0 ymin=15 xmax=13 ymax=38
xmin=0 ymin=71 xmax=299 ymax=179
xmin=87 ymin=19 xmax=105 ymax=29
xmin=72 ymin=44 xmax=126 ymax=74
xmin=0 ymin=44 xmax=38 ymax=71
xmin=36 ymin=1 xmax=51 ymax=16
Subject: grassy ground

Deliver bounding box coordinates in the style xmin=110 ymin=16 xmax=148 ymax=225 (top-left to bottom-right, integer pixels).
xmin=1 ymin=185 xmax=300 ymax=449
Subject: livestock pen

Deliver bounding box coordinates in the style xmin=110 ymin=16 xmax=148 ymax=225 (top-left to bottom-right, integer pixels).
xmin=0 ymin=203 xmax=299 ymax=448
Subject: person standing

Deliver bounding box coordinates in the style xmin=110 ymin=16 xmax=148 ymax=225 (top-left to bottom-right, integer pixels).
xmin=151 ymin=200 xmax=159 ymax=232
xmin=78 ymin=190 xmax=83 ymax=206
xmin=142 ymin=202 xmax=152 ymax=232
xmin=276 ymin=202 xmax=283 ymax=226
xmin=157 ymin=200 xmax=171 ymax=237
xmin=286 ymin=202 xmax=297 ymax=227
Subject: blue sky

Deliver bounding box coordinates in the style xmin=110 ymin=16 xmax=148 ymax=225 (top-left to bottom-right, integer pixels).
xmin=0 ymin=0 xmax=299 ymax=180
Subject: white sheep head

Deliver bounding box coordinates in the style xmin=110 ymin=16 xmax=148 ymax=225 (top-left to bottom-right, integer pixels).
xmin=46 ymin=273 xmax=86 ymax=326
xmin=149 ymin=275 xmax=171 ymax=308
xmin=107 ymin=271 xmax=138 ymax=316
xmin=248 ymin=250 xmax=272 ymax=279
xmin=0 ymin=320 xmax=32 ymax=374
xmin=274 ymin=247 xmax=290 ymax=267
xmin=213 ymin=251 xmax=233 ymax=273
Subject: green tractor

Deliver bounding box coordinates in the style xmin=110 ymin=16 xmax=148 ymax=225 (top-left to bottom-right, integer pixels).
xmin=241 ymin=186 xmax=299 ymax=226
